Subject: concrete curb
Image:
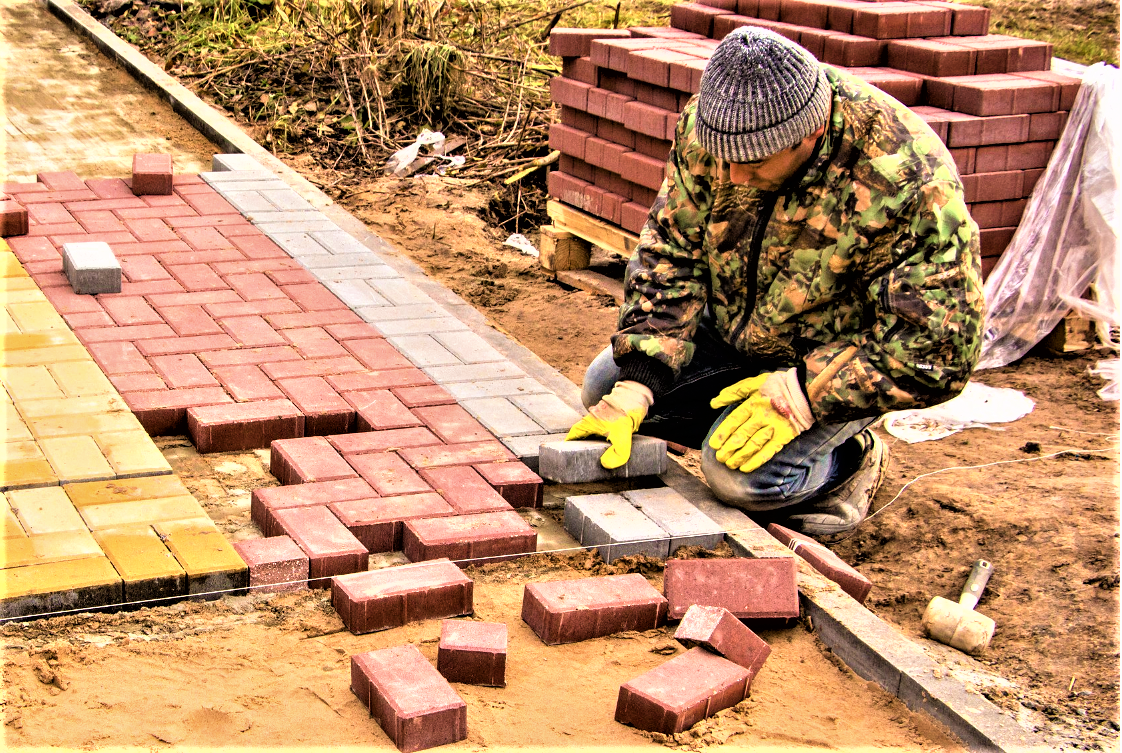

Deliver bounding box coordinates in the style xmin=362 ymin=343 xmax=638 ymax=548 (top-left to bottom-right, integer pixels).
xmin=44 ymin=2 xmax=1050 ymax=749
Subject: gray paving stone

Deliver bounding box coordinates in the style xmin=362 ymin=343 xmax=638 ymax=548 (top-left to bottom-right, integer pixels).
xmin=358 ymin=303 xmax=448 ymax=322
xmin=209 ymin=180 xmax=290 ymax=193
xmin=538 ymin=437 xmax=668 ymax=483
xmin=222 ymin=190 xmax=276 ymax=213
xmin=201 ymin=170 xmax=277 ymax=184
xmin=424 ymin=361 xmax=526 ymax=383
xmin=260 ymin=220 xmax=340 ymax=235
xmin=510 ymin=394 xmax=583 ymax=434
xmin=500 ymin=433 xmax=566 ymax=466
xmin=269 ymin=232 xmax=331 ymax=256
xmin=261 ymin=189 xmax=315 ymax=211
xmin=315 ymin=264 xmax=401 ymax=281
xmin=432 ymin=331 xmax=506 ymax=364
xmin=324 ymin=280 xmax=390 ymax=308
xmin=564 ymin=493 xmax=669 ymax=562
xmin=371 ymin=317 xmax=469 ymax=336
xmin=365 ymin=278 xmax=434 ymax=307
xmin=246 ymin=210 xmax=326 ymax=224
xmin=387 ymin=335 xmax=463 ymax=367
xmin=211 ymin=154 xmax=266 ymax=172
xmin=659 ymin=463 xmax=759 ymax=539
xmin=622 ymin=487 xmax=725 ymax=553
xmin=445 ymin=378 xmax=551 ymax=400
xmin=461 ymin=397 xmax=544 ymax=438
xmin=311 ymin=229 xmax=394 ymax=257
xmin=300 ymin=253 xmax=387 ymax=270
xmin=62 ymin=241 xmax=121 ymax=295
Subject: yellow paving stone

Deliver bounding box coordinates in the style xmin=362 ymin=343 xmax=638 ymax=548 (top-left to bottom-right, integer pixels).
xmin=152 ymin=519 xmax=246 ymax=598
xmin=1 ymin=440 xmax=45 ymax=462
xmin=2 ymin=496 xmax=27 ymax=538
xmin=94 ymin=430 xmax=172 ymax=478
xmin=0 ymin=556 xmax=122 ymax=611
xmin=1 ymin=344 xmax=91 ymax=366
xmin=40 ymin=435 xmax=115 ymax=484
xmin=16 ymin=394 xmax=130 ymax=420
xmin=1 ymin=331 xmax=80 ymax=350
xmin=0 ymin=253 xmax=29 ymax=279
xmin=65 ymin=475 xmax=192 ymax=508
xmin=0 ymin=308 xmax=19 ymax=334
xmin=0 ymin=276 xmax=39 ymax=296
xmin=28 ymin=411 xmax=143 ymax=439
xmin=7 ymin=486 xmax=86 ymax=534
xmin=94 ymin=527 xmax=186 ymax=603
xmin=8 ymin=301 xmax=68 ymax=333
xmin=0 ymin=458 xmax=57 ymax=490
xmin=2 ymin=404 xmax=33 ymax=441
xmin=78 ymin=496 xmax=207 ymax=531
xmin=0 ymin=529 xmax=102 ymax=568
xmin=1 ymin=365 xmax=65 ymax=401
xmin=50 ymin=361 xmax=116 ymax=397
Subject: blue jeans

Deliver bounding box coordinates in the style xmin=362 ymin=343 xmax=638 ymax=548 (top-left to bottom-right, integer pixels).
xmin=582 ymin=338 xmax=874 ymax=512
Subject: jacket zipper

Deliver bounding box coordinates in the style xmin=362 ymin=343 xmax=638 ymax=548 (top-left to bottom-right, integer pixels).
xmin=729 ymin=190 xmax=781 ymax=347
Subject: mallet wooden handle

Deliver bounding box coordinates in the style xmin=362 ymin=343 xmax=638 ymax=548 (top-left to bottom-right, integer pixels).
xmin=958 ymin=559 xmax=993 ymax=610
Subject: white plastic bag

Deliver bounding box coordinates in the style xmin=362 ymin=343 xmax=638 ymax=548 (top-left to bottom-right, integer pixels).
xmin=384 ymin=129 xmax=446 ymax=177
xmin=882 ymin=381 xmax=1035 ymax=443
xmin=503 ymin=233 xmax=539 ymax=257
xmin=977 ymin=63 xmax=1122 ymax=370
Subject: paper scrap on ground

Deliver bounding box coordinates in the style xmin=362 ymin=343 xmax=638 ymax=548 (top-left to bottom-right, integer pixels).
xmin=882 ymin=381 xmax=1035 ymax=443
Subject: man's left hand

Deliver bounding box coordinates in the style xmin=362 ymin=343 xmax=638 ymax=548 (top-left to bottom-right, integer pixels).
xmin=708 ymin=369 xmax=814 ymax=472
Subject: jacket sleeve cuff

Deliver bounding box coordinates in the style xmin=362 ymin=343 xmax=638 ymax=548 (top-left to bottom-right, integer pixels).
xmin=617 ymin=353 xmax=676 ymax=400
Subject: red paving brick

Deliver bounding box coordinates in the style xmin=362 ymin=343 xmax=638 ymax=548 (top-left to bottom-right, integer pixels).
xmin=403 ymin=510 xmax=536 ymax=566
xmin=188 ymin=398 xmax=304 ymax=453
xmin=391 ymin=385 xmax=458 ymax=408
xmin=329 ymin=492 xmax=455 ymax=552
xmin=232 ymin=536 xmax=310 ymax=593
xmin=88 ymin=341 xmax=156 ymax=375
xmin=615 ymin=648 xmax=750 ymax=734
xmin=110 ymin=372 xmax=167 ymax=393
xmin=352 ymin=645 xmax=468 ymax=753
xmin=281 ymin=282 xmax=350 ymax=311
xmin=212 ymin=363 xmax=286 ymax=401
xmin=663 ymin=558 xmax=799 ymax=620
xmin=252 ymin=477 xmax=377 ymax=535
xmin=522 ymin=574 xmax=668 ymax=645
xmin=276 ymin=376 xmax=354 ymax=436
xmin=398 ymin=441 xmax=516 ymax=469
xmin=418 ymin=465 xmax=513 ymax=515
xmin=218 ymin=315 xmax=287 ymax=348
xmin=674 ymin=604 xmax=772 ymax=682
xmin=272 ymin=505 xmax=368 ymax=587
xmin=264 ymin=310 xmax=363 ymax=329
xmin=199 ymin=346 xmax=302 ymax=367
xmin=271 ymin=436 xmax=359 ymax=485
xmin=125 ymin=386 xmax=232 ymax=435
xmin=327 ymin=427 xmax=442 ymax=455
xmin=766 ymin=523 xmax=873 ymax=602
xmin=327 ymin=368 xmax=434 ymax=392
xmin=204 ymin=298 xmax=301 ymax=318
xmin=332 ymin=559 xmax=473 ymax=634
xmin=344 ymin=390 xmax=424 ymax=432
xmin=348 ymin=452 xmax=432 ymax=496
xmin=342 ymin=338 xmax=415 ymax=371
xmin=135 ymin=333 xmax=238 ymax=357
xmin=282 ymin=326 xmax=351 ymax=359
xmin=261 ymin=356 xmax=366 ymax=380
xmin=150 ymin=353 xmax=219 ymax=389
xmin=99 ymin=295 xmax=164 ymax=326
xmin=324 ymin=322 xmax=385 ymax=340
xmin=413 ymin=405 xmax=493 ymax=444
xmin=223 ymin=272 xmax=287 ymax=301
xmin=437 ymin=620 xmax=507 ymax=687
xmin=77 ymin=323 xmax=175 ymax=345
xmin=473 ymin=462 xmax=544 ymax=509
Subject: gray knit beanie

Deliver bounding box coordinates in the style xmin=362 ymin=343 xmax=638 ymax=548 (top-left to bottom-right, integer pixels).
xmin=696 ymin=27 xmax=832 ymax=163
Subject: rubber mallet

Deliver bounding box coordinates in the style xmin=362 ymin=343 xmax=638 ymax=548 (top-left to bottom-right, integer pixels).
xmin=921 ymin=559 xmax=995 ymax=654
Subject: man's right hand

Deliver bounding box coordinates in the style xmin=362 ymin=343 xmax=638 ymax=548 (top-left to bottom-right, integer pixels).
xmin=566 ymin=381 xmax=654 ymax=469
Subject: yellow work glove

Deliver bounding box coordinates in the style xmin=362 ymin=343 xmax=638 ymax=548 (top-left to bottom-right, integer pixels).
xmin=707 ymin=368 xmax=815 ymax=473
xmin=566 ymin=381 xmax=654 ymax=469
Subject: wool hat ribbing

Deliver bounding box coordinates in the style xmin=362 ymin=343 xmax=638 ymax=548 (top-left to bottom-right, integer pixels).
xmin=696 ymin=27 xmax=831 ymax=163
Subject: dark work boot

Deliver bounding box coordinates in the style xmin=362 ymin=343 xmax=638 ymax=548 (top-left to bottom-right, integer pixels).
xmin=784 ymin=430 xmax=888 ymax=541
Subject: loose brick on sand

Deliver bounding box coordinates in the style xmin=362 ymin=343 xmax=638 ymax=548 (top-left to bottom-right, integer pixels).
xmin=403 ymin=511 xmax=536 ymax=566
xmin=674 ymin=604 xmax=771 ymax=685
xmin=767 ymin=523 xmax=872 ymax=602
xmin=332 ymin=559 xmax=473 ymax=634
xmin=350 ymin=644 xmax=467 ymax=753
xmin=615 ymin=647 xmax=750 ymax=734
xmin=232 ymin=535 xmax=309 ymax=593
xmin=663 ymin=558 xmax=799 ymax=620
xmin=522 ymin=573 xmax=668 ymax=645
xmin=438 ymin=619 xmax=507 ymax=687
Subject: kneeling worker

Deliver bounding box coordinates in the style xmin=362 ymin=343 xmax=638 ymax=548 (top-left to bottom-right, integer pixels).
xmin=569 ymin=27 xmax=985 ymax=539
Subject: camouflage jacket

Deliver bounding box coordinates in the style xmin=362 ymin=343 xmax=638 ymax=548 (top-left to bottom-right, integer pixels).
xmin=614 ymin=68 xmax=985 ymax=424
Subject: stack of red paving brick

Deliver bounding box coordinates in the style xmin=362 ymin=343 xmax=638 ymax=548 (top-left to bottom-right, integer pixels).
xmin=547 ymin=0 xmax=1082 ymax=277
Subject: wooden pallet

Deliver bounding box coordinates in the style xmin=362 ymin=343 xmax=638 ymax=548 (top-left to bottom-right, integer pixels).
xmin=541 ymin=201 xmax=639 ymax=304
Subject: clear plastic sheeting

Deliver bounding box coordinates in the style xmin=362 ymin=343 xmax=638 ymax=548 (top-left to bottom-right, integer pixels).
xmin=977 ymin=63 xmax=1122 ymax=371
xmin=882 ymin=381 xmax=1035 ymax=443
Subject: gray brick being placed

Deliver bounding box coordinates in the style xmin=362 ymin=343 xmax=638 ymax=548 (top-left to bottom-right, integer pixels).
xmin=62 ymin=241 xmax=121 ymax=295
xmin=622 ymin=487 xmax=725 ymax=554
xmin=509 ymin=393 xmax=583 ymax=434
xmin=445 ymin=378 xmax=551 ymax=401
xmin=211 ymin=153 xmax=266 ymax=172
xmin=388 ymin=335 xmax=463 ymax=368
xmin=501 ymin=433 xmax=567 ymax=469
xmin=565 ymin=493 xmax=670 ymax=562
xmin=324 ymin=280 xmax=390 ymax=308
xmin=424 ymin=360 xmax=526 ymax=383
xmin=433 ymin=331 xmax=507 ymax=364
xmin=538 ymin=437 xmax=668 ymax=483
xmin=364 ymin=277 xmax=434 ymax=307
xmin=372 ymin=316 xmax=469 ymax=336
xmin=461 ymin=397 xmax=545 ymax=438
